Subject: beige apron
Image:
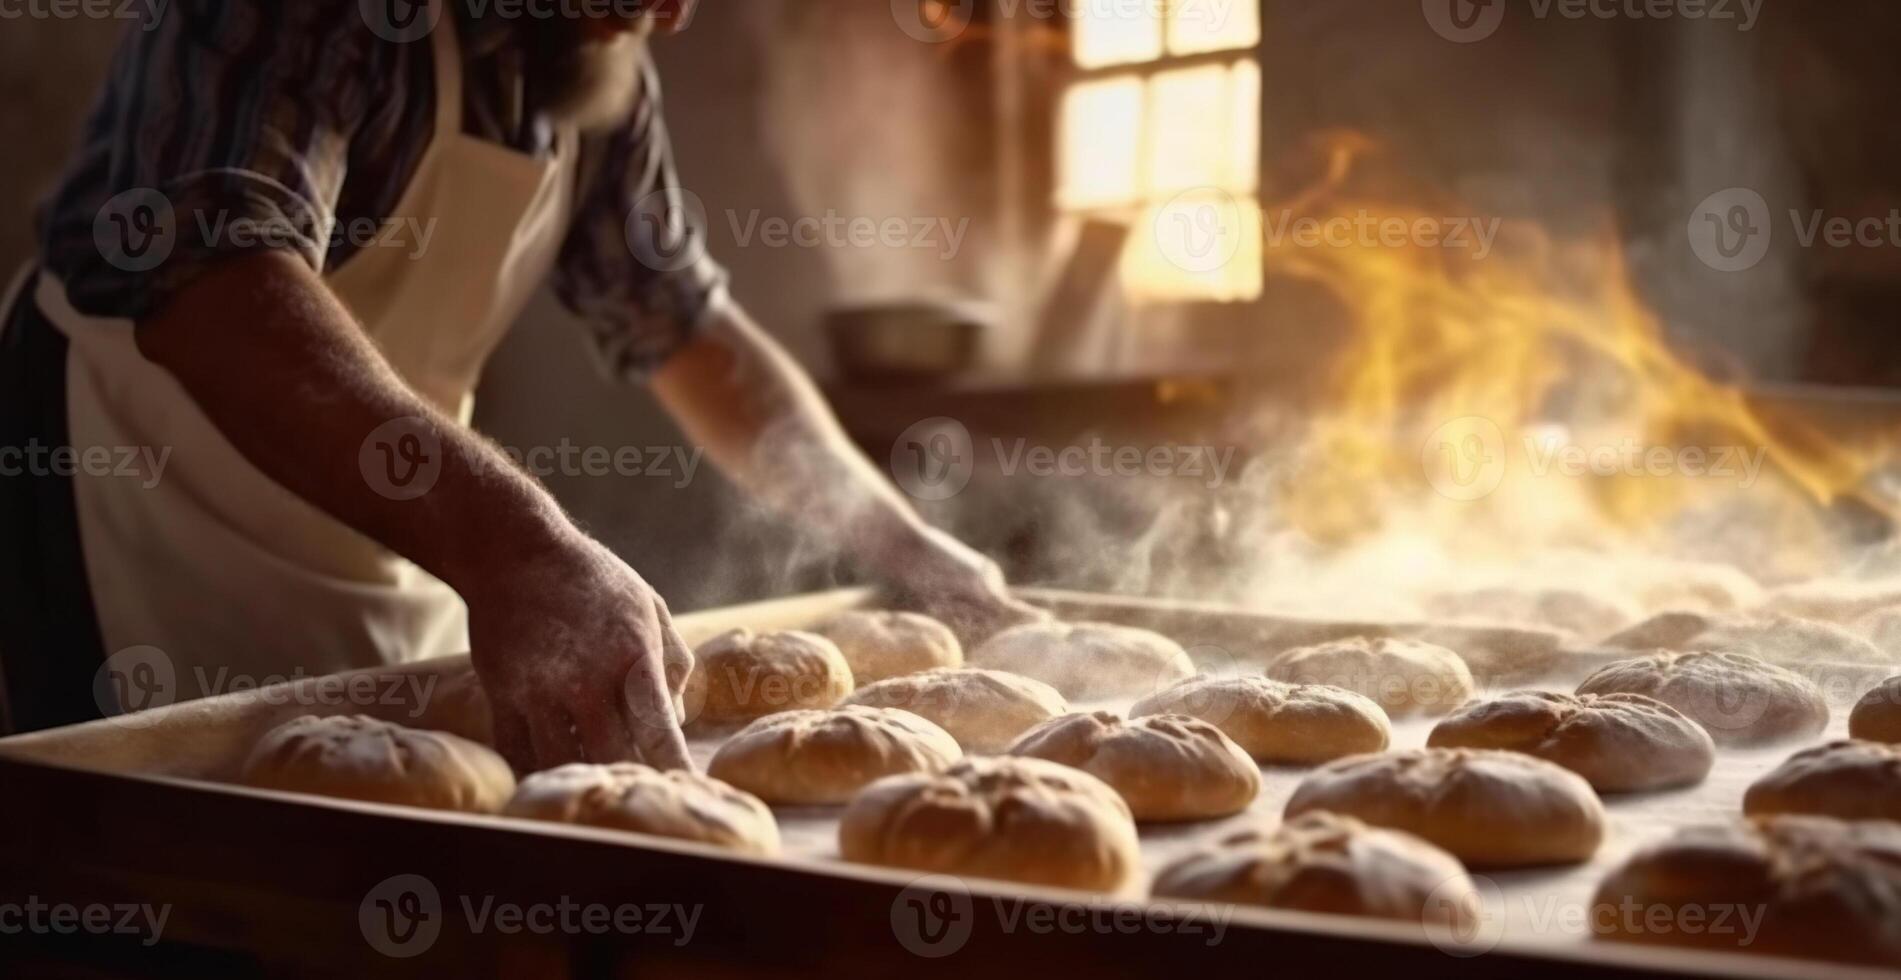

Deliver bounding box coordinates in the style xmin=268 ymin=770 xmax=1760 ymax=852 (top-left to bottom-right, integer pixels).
xmin=39 ymin=10 xmax=579 ymax=689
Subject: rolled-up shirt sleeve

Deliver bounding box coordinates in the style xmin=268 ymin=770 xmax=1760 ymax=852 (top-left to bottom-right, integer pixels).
xmin=41 ymin=0 xmax=373 ymax=321
xmin=555 ymin=58 xmax=730 ymax=382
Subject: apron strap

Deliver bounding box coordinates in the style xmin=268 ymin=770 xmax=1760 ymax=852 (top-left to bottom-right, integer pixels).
xmin=429 ymin=0 xmax=463 ymax=138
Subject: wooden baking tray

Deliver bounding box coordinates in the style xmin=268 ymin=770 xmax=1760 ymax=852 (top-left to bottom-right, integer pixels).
xmin=0 ymin=588 xmax=1888 ymax=979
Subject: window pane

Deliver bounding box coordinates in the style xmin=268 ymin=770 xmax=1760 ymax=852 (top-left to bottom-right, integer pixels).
xmin=1144 ymin=60 xmax=1260 ymax=197
xmin=1058 ymin=76 xmax=1146 ymax=209
xmin=1073 ymin=1 xmax=1164 ymax=68
xmin=1168 ymin=0 xmax=1261 ymax=56
xmin=1123 ymin=190 xmax=1265 ymax=302
xmin=1226 ymin=59 xmax=1262 ymax=193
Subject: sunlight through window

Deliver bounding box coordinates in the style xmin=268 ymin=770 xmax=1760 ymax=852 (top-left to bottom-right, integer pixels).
xmin=1060 ymin=4 xmax=1265 ymax=302
xmin=1168 ymin=0 xmax=1261 ymax=56
xmin=1072 ymin=2 xmax=1164 ymax=68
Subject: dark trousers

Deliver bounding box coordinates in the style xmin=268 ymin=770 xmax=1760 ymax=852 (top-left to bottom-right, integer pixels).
xmin=0 ymin=271 xmax=110 ymax=734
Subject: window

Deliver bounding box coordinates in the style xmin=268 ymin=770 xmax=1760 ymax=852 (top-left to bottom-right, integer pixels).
xmin=1058 ymin=1 xmax=1264 ymax=302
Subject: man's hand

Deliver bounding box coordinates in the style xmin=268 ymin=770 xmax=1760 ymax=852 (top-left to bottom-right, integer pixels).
xmin=883 ymin=526 xmax=1051 ymax=645
xmin=653 ymin=301 xmax=1045 ymax=645
xmin=466 ymin=533 xmax=693 ymax=772
xmin=138 ymin=252 xmax=695 ymax=774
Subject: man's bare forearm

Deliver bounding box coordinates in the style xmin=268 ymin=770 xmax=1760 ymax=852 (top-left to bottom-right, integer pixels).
xmin=135 ymin=251 xmax=579 ymax=595
xmin=650 ymin=299 xmax=932 ymax=575
xmin=651 ymin=299 xmax=1046 ymax=639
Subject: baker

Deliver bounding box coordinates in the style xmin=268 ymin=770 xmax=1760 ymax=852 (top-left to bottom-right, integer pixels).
xmin=0 ymin=0 xmax=1040 ymax=770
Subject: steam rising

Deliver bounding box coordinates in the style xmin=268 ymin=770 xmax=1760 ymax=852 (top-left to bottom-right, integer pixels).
xmin=946 ymin=134 xmax=1901 ymax=640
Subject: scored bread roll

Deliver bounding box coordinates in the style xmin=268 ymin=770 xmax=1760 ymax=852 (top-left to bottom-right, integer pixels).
xmin=1574 ymin=651 xmax=1828 ymax=747
xmin=1264 ymin=637 xmax=1474 ymax=719
xmin=970 ymin=621 xmax=1193 ymax=701
xmin=1850 ymin=675 xmax=1901 ymax=743
xmin=504 ymin=762 xmax=780 ymax=856
xmin=1284 ymin=747 xmax=1605 ymax=868
xmin=1603 ymin=612 xmax=1887 ymax=665
xmin=1425 ymin=585 xmax=1639 ymax=639
xmin=1151 ymin=811 xmax=1479 ymax=930
xmin=1428 ymin=691 xmax=1714 ymax=793
xmin=1592 ymin=816 xmax=1901 ymax=967
xmin=1743 ymin=740 xmax=1901 ymax=823
xmin=240 ymin=714 xmax=515 ymax=814
xmin=405 ymin=669 xmax=495 ymax=747
xmin=842 ymin=667 xmax=1067 ymax=753
xmin=707 ymin=706 xmax=960 ymax=805
xmin=1698 ymin=614 xmax=1890 ymax=662
xmin=812 ymin=610 xmax=962 ymax=685
xmin=839 ymin=756 xmax=1141 ymax=894
xmin=682 ymin=629 xmax=854 ymax=728
xmin=1129 ymin=675 xmax=1390 ymax=765
xmin=1596 ymin=611 xmax=1711 ymax=651
xmin=1761 ymin=577 xmax=1901 ymax=626
xmin=1625 ymin=559 xmax=1762 ymax=614
xmin=1007 ymin=711 xmax=1260 ymax=821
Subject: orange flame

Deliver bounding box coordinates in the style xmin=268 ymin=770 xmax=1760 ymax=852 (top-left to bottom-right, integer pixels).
xmin=1269 ymin=133 xmax=1887 ymax=571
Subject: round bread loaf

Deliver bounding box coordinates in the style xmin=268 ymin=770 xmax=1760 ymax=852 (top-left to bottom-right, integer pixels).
xmin=1603 ymin=612 xmax=1887 ymax=664
xmin=1862 ymin=611 xmax=1901 ymax=661
xmin=1428 ymin=691 xmax=1714 ymax=793
xmin=1763 ymin=578 xmax=1901 ymax=626
xmin=407 ymin=669 xmax=495 ymax=746
xmin=1264 ymin=637 xmax=1474 ymax=719
xmin=1283 ymin=747 xmax=1605 ymax=868
xmin=1574 ymin=651 xmax=1828 ymax=747
xmin=812 ymin=610 xmax=962 ymax=685
xmin=1129 ymin=675 xmax=1390 ymax=765
xmin=707 ymin=706 xmax=960 ymax=805
xmin=1007 ymin=711 xmax=1260 ymax=821
xmin=1627 ymin=559 xmax=1762 ymax=614
xmin=240 ymin=714 xmax=515 ymax=813
xmin=1700 ymin=614 xmax=1885 ymax=664
xmin=1151 ymin=811 xmax=1478 ymax=929
xmin=1426 ymin=586 xmax=1639 ymax=639
xmin=970 ymin=621 xmax=1193 ymax=701
xmin=1743 ymin=740 xmax=1901 ymax=822
xmin=682 ymin=629 xmax=854 ymax=728
xmin=841 ymin=667 xmax=1067 ymax=753
xmin=1591 ymin=816 xmax=1901 ymax=967
xmin=1598 ymin=611 xmax=1715 ymax=651
xmin=504 ymin=762 xmax=780 ymax=856
xmin=1850 ymin=676 xmax=1901 ymax=742
xmin=839 ymin=756 xmax=1141 ymax=893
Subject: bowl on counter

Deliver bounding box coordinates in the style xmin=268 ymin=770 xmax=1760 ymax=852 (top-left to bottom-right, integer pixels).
xmin=825 ymin=300 xmax=991 ymax=384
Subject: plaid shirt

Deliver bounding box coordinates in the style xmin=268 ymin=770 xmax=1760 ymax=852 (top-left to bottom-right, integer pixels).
xmin=34 ymin=0 xmax=726 ymax=378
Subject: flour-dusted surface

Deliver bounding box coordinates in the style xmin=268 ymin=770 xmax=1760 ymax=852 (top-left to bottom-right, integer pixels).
xmin=690 ymin=671 xmax=1857 ymax=951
